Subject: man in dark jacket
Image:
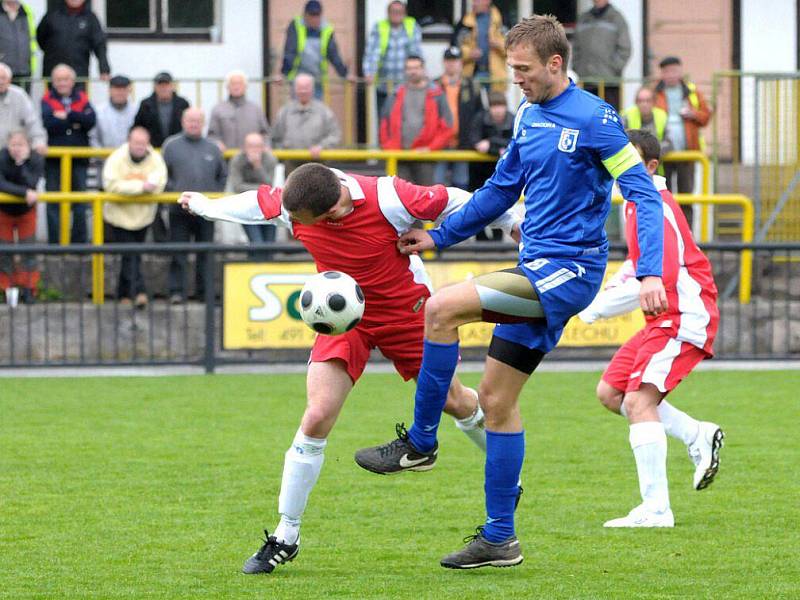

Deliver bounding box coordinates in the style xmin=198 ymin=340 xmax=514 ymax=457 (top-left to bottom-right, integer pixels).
xmin=36 ymin=0 xmax=110 ymax=83
xmin=41 ymin=63 xmax=95 ymax=244
xmin=133 ymin=72 xmax=190 ymax=147
xmin=0 ymin=129 xmax=43 ymax=302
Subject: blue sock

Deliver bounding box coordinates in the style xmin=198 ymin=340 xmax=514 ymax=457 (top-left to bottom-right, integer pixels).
xmin=483 ymin=429 xmax=525 ymax=543
xmin=407 ymin=339 xmax=460 ymax=453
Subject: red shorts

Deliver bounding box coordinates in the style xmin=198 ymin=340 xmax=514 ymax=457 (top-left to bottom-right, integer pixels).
xmin=602 ymin=327 xmax=710 ymax=394
xmin=310 ymin=311 xmax=425 ymax=383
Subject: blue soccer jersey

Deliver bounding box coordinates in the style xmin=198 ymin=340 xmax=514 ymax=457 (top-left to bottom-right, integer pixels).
xmin=430 ymin=81 xmax=664 ymax=280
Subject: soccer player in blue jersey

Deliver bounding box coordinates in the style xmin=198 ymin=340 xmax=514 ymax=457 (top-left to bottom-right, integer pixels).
xmin=355 ymin=15 xmax=669 ymax=569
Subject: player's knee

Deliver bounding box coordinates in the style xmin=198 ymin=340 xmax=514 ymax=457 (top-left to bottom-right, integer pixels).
xmin=477 ymin=382 xmax=511 ymax=421
xmin=443 ymin=384 xmax=478 ymax=419
xmin=596 ymin=381 xmax=623 ymax=413
xmin=300 ymin=404 xmax=335 ymax=438
xmin=424 ymin=294 xmax=456 ymax=334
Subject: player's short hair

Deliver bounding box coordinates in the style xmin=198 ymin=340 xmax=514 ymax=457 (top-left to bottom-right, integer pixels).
xmin=283 ymin=163 xmax=341 ymax=217
xmin=505 ymin=15 xmax=570 ymax=73
xmin=626 ymin=129 xmax=661 ymax=163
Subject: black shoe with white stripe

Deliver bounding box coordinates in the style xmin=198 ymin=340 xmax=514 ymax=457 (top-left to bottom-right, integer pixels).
xmin=241 ymin=530 xmax=299 ymax=574
xmin=354 ymin=423 xmax=437 ymax=475
xmin=440 ymin=526 xmax=523 ymax=570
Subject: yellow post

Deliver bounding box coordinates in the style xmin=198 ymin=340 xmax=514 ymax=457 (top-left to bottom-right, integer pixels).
xmin=699 ymin=153 xmax=711 ymax=241
xmin=59 ymin=154 xmax=72 ymax=245
xmin=386 ymin=155 xmax=398 ymax=176
xmin=739 ymin=199 xmax=753 ymax=304
xmin=92 ymin=197 xmax=105 ymax=304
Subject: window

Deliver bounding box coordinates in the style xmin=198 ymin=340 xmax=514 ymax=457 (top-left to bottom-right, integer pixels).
xmin=105 ymin=0 xmax=218 ymax=40
xmin=407 ymin=0 xmax=456 ymax=40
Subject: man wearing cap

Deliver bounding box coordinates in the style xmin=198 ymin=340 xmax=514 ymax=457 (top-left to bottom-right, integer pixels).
xmin=280 ymin=1 xmax=350 ymax=99
xmin=434 ymin=46 xmax=484 ymax=190
xmin=654 ymin=56 xmax=712 ymax=222
xmin=363 ymin=0 xmax=422 ymax=115
xmin=93 ymin=75 xmax=137 ymax=149
xmin=133 ymin=72 xmax=190 ymax=148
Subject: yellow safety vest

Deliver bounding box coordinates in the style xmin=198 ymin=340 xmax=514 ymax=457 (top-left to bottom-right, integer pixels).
xmin=377 ymin=17 xmax=416 ymax=67
xmin=623 ymin=106 xmax=668 ymax=141
xmin=686 ymin=82 xmax=705 ymax=152
xmin=287 ymin=16 xmax=334 ymax=83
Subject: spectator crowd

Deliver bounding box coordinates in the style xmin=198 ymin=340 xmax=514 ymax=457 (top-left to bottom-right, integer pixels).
xmin=0 ymin=0 xmax=712 ymax=306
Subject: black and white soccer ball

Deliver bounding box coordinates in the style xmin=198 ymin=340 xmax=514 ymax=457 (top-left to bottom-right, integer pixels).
xmin=299 ymin=271 xmax=365 ymax=336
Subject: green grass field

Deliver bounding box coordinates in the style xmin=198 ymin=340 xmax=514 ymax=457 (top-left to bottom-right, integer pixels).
xmin=1 ymin=370 xmax=798 ymax=599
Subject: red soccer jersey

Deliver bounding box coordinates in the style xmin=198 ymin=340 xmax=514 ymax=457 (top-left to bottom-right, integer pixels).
xmin=256 ymin=171 xmax=457 ymax=325
xmin=624 ymin=176 xmax=719 ymax=354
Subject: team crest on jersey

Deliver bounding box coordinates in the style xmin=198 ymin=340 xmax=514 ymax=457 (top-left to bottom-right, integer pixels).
xmin=558 ymin=128 xmax=579 ymax=153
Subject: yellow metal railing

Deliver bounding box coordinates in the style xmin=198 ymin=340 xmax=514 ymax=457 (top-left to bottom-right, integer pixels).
xmin=661 ymin=150 xmax=712 ymax=240
xmin=613 ymin=192 xmax=753 ymax=303
xmin=1 ymin=146 xmax=733 ymax=302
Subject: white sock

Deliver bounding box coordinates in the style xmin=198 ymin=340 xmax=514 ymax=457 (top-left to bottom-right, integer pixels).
xmin=454 ymin=388 xmax=486 ymax=452
xmin=274 ymin=428 xmax=327 ymax=544
xmin=629 ymin=421 xmax=670 ymax=514
xmin=657 ymin=400 xmax=700 ymax=446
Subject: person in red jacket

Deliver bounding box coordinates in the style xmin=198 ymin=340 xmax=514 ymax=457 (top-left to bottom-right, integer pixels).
xmin=380 ymin=54 xmax=453 ymax=185
xmin=579 ymin=129 xmax=723 ymax=528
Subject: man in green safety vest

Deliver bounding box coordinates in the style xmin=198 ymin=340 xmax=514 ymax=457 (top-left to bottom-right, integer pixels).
xmin=363 ymin=0 xmax=422 ymax=116
xmin=622 ymin=86 xmax=672 ymax=173
xmin=280 ymin=0 xmax=351 ymax=99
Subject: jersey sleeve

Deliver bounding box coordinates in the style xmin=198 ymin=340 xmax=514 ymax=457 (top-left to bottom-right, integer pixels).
xmin=188 ymin=187 xmax=291 ymax=227
xmin=589 ymin=104 xmax=663 ymax=279
xmin=429 ymin=136 xmax=525 ymax=248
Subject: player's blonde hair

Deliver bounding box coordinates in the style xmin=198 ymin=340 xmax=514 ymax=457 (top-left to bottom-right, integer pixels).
xmin=505 ymin=15 xmax=570 ymax=73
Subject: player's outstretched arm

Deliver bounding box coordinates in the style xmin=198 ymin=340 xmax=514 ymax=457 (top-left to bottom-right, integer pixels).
xmin=178 ymin=190 xmax=287 ymax=227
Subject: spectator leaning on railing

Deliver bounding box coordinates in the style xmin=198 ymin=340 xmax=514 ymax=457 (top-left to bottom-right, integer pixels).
xmin=102 ymin=126 xmax=167 ymax=309
xmin=0 ymin=130 xmax=43 ymax=304
xmin=226 ymin=132 xmax=278 ymax=261
xmin=41 ymin=63 xmax=95 ymax=244
xmin=0 ymin=0 xmax=37 ymax=92
xmin=271 ymin=73 xmax=341 ymax=175
xmin=36 ymin=0 xmax=110 ymax=85
xmin=362 ymin=0 xmax=421 ymax=115
xmin=0 ymin=62 xmax=47 ymax=155
xmin=162 ymin=107 xmax=226 ymax=304
xmin=380 ymin=54 xmax=453 ymax=186
xmin=207 ymin=70 xmax=271 ymax=152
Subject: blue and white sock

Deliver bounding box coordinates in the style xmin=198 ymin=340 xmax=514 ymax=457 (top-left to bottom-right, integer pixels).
xmin=407 ymin=339 xmax=460 ymax=453
xmin=482 ymin=429 xmax=525 ymax=543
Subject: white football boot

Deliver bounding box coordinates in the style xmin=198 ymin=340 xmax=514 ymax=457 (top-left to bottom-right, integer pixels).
xmin=603 ymin=504 xmax=675 ymax=528
xmin=687 ymin=422 xmax=725 ymax=491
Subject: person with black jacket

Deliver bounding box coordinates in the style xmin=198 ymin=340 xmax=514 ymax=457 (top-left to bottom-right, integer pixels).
xmin=133 ymin=72 xmax=190 ymax=148
xmin=0 ymin=130 xmax=44 ymax=303
xmin=467 ymin=91 xmax=514 ymax=241
xmin=41 ymin=63 xmax=95 ymax=243
xmin=36 ymin=0 xmax=110 ymax=83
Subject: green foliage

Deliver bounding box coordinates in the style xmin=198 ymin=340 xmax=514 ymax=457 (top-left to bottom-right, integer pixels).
xmin=0 ymin=371 xmax=797 ymax=599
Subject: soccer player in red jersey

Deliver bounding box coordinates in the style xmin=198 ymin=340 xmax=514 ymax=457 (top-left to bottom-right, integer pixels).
xmin=579 ymin=129 xmax=724 ymax=528
xmin=180 ymin=163 xmax=520 ymax=573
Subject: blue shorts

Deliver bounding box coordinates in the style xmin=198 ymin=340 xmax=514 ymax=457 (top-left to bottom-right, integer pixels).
xmin=493 ymin=253 xmax=606 ymax=354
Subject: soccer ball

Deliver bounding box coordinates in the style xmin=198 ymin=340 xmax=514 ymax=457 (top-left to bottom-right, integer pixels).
xmin=299 ymin=271 xmax=365 ymax=336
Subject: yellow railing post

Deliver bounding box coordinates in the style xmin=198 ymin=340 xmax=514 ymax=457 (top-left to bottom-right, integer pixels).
xmin=662 ymin=150 xmax=712 ymax=241
xmin=59 ymin=154 xmax=72 ymax=245
xmin=386 ymin=155 xmax=398 ymax=176
xmin=92 ymin=197 xmax=104 ymax=304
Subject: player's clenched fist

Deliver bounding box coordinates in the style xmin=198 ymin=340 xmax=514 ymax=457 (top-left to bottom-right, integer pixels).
xmin=178 ymin=191 xmax=206 ymax=215
xmin=639 ymin=275 xmax=668 ymax=316
xmin=397 ymin=229 xmax=435 ymax=255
